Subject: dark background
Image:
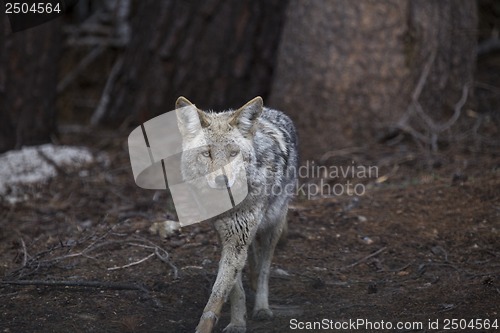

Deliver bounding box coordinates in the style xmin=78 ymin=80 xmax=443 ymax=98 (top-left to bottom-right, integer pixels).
xmin=0 ymin=0 xmax=498 ymax=160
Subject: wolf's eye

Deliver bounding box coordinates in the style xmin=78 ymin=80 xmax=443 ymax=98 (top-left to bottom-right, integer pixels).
xmin=229 ymin=151 xmax=239 ymax=157
xmin=201 ymin=151 xmax=210 ymax=158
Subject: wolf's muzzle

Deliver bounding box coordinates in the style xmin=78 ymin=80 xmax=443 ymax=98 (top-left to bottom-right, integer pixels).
xmin=215 ymin=175 xmax=229 ymax=188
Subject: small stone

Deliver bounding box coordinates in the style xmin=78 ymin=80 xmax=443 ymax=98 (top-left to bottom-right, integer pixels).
xmin=273 ymin=268 xmax=291 ymax=277
xmin=149 ymin=220 xmax=181 ymax=238
xmin=360 ymin=236 xmax=374 ymax=245
xmin=358 ymin=215 xmax=368 ymax=222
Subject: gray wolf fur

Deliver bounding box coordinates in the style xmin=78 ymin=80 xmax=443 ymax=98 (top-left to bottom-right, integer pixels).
xmin=175 ymin=96 xmax=298 ymax=333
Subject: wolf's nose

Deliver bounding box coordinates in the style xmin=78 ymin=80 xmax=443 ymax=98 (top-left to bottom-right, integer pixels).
xmin=215 ymin=175 xmax=228 ymax=187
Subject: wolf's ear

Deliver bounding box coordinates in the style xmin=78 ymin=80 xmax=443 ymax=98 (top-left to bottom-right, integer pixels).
xmin=175 ymin=97 xmax=210 ymax=136
xmin=175 ymin=96 xmax=210 ymax=135
xmin=230 ymin=96 xmax=263 ymax=136
xmin=176 ymin=96 xmax=194 ymax=109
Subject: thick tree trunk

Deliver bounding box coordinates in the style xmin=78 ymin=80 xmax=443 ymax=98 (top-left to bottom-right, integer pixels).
xmin=0 ymin=18 xmax=60 ymax=153
xmin=269 ymin=0 xmax=477 ymax=161
xmin=102 ymin=0 xmax=288 ymax=125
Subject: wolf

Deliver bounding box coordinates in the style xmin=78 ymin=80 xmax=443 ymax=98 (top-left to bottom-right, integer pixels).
xmin=175 ymin=96 xmax=298 ymax=333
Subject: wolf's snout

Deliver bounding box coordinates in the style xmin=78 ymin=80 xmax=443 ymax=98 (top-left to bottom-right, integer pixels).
xmin=215 ymin=175 xmax=228 ymax=187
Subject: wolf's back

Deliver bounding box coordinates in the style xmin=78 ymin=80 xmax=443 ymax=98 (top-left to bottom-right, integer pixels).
xmin=252 ymin=107 xmax=298 ymax=197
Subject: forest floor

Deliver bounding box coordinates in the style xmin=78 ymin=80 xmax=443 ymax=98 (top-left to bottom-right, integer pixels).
xmin=0 ymin=125 xmax=498 ymax=333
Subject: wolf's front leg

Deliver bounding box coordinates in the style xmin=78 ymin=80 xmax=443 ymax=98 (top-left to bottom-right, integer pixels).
xmin=195 ymin=242 xmax=248 ymax=333
xmin=251 ymin=210 xmax=288 ymax=321
xmin=223 ymin=270 xmax=246 ymax=333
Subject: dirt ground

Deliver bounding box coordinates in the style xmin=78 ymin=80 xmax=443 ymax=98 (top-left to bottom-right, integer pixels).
xmin=0 ymin=123 xmax=499 ymax=333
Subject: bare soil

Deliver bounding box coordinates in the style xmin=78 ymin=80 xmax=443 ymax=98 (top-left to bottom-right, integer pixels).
xmin=0 ymin=126 xmax=499 ymax=333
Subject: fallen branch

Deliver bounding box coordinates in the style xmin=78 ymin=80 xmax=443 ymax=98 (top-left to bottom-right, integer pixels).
xmin=126 ymin=237 xmax=179 ymax=279
xmin=340 ymin=247 xmax=387 ymax=271
xmin=155 ymin=246 xmax=179 ymax=280
xmin=19 ymin=238 xmax=28 ymax=267
xmin=7 ymin=230 xmax=178 ymax=284
xmin=0 ymin=279 xmax=149 ymax=293
xmin=107 ymin=252 xmax=155 ymax=271
xmin=319 ymin=147 xmax=366 ymax=164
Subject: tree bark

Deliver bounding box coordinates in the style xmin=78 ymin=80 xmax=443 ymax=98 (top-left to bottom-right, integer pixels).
xmin=0 ymin=17 xmax=60 ymax=153
xmin=269 ymin=0 xmax=477 ymax=161
xmin=101 ymin=0 xmax=288 ymax=125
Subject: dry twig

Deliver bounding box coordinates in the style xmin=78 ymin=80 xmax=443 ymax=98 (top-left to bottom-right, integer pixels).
xmin=7 ymin=223 xmax=178 ymax=291
xmin=107 ymin=252 xmax=155 ymax=271
xmin=19 ymin=238 xmax=28 ymax=267
xmin=340 ymin=247 xmax=387 ymax=271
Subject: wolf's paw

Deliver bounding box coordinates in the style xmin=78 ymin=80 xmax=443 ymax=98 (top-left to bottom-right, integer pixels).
xmin=195 ymin=311 xmax=218 ymax=333
xmin=252 ymin=308 xmax=273 ymax=321
xmin=223 ymin=323 xmax=246 ymax=333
